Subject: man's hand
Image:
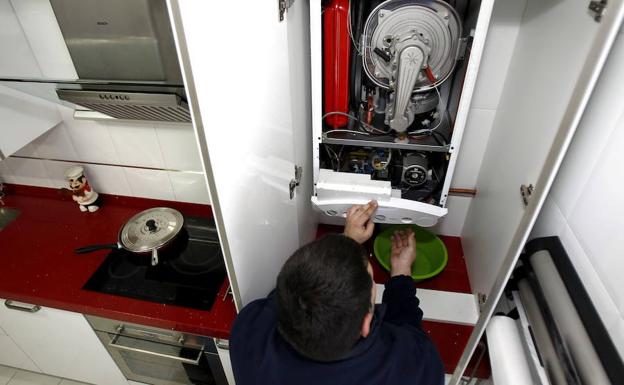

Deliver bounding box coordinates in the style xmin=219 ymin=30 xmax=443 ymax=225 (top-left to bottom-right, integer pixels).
xmin=344 ymin=201 xmax=378 ymax=244
xmin=390 ymin=228 xmax=416 ymax=277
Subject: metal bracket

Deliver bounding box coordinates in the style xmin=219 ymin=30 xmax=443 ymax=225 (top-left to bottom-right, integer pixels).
xmin=456 ymin=37 xmax=469 ymax=60
xmin=520 ymin=184 xmax=534 ymax=206
xmin=278 ymin=0 xmax=295 ymax=22
xmin=477 ymin=293 xmax=487 ymax=306
xmin=289 ymin=165 xmax=303 ymax=200
xmin=588 ymin=0 xmax=607 ymax=22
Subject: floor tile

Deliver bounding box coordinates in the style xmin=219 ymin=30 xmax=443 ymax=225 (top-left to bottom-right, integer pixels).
xmin=0 ymin=366 xmax=16 ymax=385
xmin=8 ymin=370 xmax=61 ymax=385
xmin=59 ymin=380 xmax=88 ymax=385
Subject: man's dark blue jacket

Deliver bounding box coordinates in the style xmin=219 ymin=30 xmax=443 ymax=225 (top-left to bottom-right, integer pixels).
xmin=230 ymin=275 xmax=445 ymax=385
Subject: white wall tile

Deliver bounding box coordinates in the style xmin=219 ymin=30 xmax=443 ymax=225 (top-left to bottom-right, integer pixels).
xmin=31 ymin=123 xmax=78 ymax=160
xmin=470 ymin=0 xmax=527 ymax=110
xmin=530 ymin=197 xmax=566 ymax=239
xmin=59 ymin=107 xmax=119 ymax=165
xmin=155 ymin=123 xmax=203 ymax=171
xmin=3 ymin=158 xmax=52 ymax=187
xmin=451 ymin=108 xmax=496 ymax=189
xmin=0 ymin=161 xmax=16 ymax=184
xmin=41 ymin=160 xmax=71 ymax=188
xmin=549 ymin=29 xmax=624 ymax=217
xmin=124 ymin=168 xmax=175 ymax=201
xmin=107 ymin=122 xmax=165 ymax=168
xmin=557 ymin=224 xmax=624 ymax=360
xmin=12 ymin=143 xmax=39 ymax=158
xmin=567 ymin=126 xmax=624 ymax=323
xmin=168 ymin=172 xmax=211 ymax=204
xmin=83 ymin=164 xmax=131 ymax=196
xmin=432 ymin=195 xmax=471 ymax=236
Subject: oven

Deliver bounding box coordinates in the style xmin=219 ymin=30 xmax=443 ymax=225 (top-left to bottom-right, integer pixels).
xmin=86 ymin=315 xmax=229 ymax=385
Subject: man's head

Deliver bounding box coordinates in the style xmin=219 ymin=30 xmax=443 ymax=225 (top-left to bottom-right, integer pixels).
xmin=276 ymin=234 xmax=375 ymax=362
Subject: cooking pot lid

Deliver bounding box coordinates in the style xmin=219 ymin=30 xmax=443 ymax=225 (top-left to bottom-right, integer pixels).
xmin=120 ymin=207 xmax=184 ymax=252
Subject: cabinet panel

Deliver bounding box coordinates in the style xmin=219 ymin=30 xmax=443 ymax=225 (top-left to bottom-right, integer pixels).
xmin=215 ymin=340 xmax=234 ymax=385
xmin=462 ymin=0 xmax=621 ymax=299
xmin=0 ymin=335 xmax=40 ymax=372
xmin=171 ymin=0 xmax=311 ymax=308
xmin=452 ymin=0 xmax=624 ymax=383
xmin=0 ymin=300 xmax=127 ymax=385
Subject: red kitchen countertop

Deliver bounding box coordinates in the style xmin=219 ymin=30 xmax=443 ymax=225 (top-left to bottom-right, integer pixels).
xmin=0 ymin=184 xmax=236 ymax=339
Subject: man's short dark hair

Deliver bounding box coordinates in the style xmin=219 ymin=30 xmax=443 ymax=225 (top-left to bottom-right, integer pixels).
xmin=276 ymin=234 xmax=372 ymax=362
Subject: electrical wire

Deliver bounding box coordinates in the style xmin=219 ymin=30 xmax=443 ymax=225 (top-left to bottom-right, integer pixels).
xmin=324 ymin=145 xmax=337 ymax=171
xmin=324 ymin=145 xmax=341 ymax=171
xmin=347 ymin=0 xmax=362 ymax=56
xmin=408 ymin=112 xmax=445 ymax=136
xmin=324 ymin=129 xmax=371 ymax=136
xmin=322 ymin=111 xmax=390 ymax=134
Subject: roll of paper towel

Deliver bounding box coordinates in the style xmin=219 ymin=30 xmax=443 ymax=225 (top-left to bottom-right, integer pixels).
xmin=486 ymin=316 xmax=533 ymax=385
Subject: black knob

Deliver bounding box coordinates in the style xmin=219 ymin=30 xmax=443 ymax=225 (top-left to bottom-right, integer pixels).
xmin=146 ymin=219 xmax=157 ymax=232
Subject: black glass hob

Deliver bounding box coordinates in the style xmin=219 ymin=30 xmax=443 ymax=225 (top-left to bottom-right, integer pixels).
xmin=83 ymin=216 xmax=227 ymax=311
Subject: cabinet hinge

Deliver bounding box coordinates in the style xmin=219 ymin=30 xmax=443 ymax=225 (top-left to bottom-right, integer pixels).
xmin=278 ymin=0 xmax=295 ymax=22
xmin=588 ymin=0 xmax=607 ymax=22
xmin=477 ymin=293 xmax=487 ymax=307
xmin=520 ymin=184 xmax=534 ymax=207
xmin=289 ymin=165 xmax=303 ymax=199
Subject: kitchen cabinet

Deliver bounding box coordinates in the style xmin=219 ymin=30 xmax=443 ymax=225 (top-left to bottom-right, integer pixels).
xmin=169 ymin=0 xmax=624 ymax=383
xmin=0 ymin=299 xmax=128 ymax=385
xmin=215 ymin=339 xmax=234 ymax=385
xmin=0 ymin=325 xmax=40 ymax=372
xmin=0 ymin=0 xmax=65 ymax=160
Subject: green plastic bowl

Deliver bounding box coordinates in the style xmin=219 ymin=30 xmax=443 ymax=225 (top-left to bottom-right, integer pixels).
xmin=373 ymin=225 xmax=448 ymax=282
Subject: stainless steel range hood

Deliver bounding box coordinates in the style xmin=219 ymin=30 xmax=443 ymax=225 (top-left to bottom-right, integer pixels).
xmin=47 ymin=0 xmax=190 ymax=123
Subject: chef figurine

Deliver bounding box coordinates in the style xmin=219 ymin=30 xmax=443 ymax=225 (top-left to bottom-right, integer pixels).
xmin=65 ymin=166 xmax=101 ymax=212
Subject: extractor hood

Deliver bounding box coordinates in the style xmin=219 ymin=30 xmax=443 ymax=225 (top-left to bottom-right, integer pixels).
xmin=47 ymin=0 xmax=190 ymax=123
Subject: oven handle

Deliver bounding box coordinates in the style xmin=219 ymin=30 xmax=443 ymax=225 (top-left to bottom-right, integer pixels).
xmin=109 ymin=332 xmax=204 ymax=365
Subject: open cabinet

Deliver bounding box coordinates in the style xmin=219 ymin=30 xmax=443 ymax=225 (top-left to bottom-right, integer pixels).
xmin=311 ymin=0 xmax=495 ymax=227
xmin=169 ymin=0 xmax=624 ymax=383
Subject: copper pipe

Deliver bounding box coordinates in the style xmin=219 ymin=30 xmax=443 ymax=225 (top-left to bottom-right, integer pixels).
xmin=449 ymin=188 xmax=477 ymax=197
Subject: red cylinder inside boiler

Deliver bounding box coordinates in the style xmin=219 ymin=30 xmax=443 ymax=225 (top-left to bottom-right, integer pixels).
xmin=323 ymin=0 xmax=351 ymax=128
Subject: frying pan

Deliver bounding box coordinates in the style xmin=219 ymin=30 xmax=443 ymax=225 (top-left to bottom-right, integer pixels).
xmin=75 ymin=207 xmax=184 ymax=266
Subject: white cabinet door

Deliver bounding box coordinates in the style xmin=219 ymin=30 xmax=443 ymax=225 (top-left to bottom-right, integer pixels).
xmin=169 ymin=0 xmax=315 ymax=309
xmin=0 ymin=300 xmax=127 ymax=385
xmin=0 ymin=325 xmax=40 ymax=373
xmin=214 ymin=339 xmax=234 ymax=385
xmin=451 ymin=0 xmax=624 ymax=383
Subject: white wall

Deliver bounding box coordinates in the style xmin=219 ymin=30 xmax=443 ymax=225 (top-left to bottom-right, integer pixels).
xmin=531 ymin=27 xmax=624 ymax=359
xmin=0 ymin=105 xmax=210 ymax=204
xmin=0 ymin=0 xmax=209 ymax=204
xmin=432 ymin=0 xmax=527 ymax=236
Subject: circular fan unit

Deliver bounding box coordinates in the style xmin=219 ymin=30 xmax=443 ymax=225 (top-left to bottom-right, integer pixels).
xmin=362 ymin=0 xmax=462 ymax=92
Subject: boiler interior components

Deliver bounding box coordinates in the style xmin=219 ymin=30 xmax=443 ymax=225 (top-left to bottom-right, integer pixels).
xmin=362 ymin=0 xmax=461 ymax=133
xmin=319 ymin=144 xmax=444 ymax=203
xmin=401 ymin=152 xmax=429 ymax=187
